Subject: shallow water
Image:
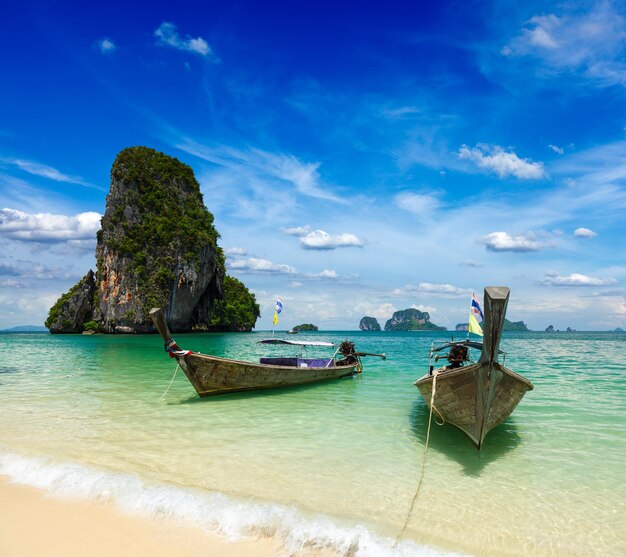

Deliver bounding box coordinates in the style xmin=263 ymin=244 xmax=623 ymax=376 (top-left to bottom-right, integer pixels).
xmin=0 ymin=330 xmax=624 ymax=556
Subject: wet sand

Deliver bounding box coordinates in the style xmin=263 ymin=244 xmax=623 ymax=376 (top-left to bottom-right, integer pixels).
xmin=0 ymin=477 xmax=285 ymax=557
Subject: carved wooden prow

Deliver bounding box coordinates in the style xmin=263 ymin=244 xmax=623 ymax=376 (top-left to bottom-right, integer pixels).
xmin=478 ymin=287 xmax=509 ymax=366
xmin=149 ymin=308 xmax=181 ymax=352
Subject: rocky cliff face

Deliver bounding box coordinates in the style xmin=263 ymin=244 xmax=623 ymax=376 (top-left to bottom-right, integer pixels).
xmin=47 ymin=146 xmax=235 ymax=334
xmin=384 ymin=308 xmax=446 ymax=331
xmin=45 ymin=271 xmax=96 ymax=333
xmin=359 ymin=316 xmax=381 ymax=331
xmin=94 ymin=147 xmax=224 ymax=332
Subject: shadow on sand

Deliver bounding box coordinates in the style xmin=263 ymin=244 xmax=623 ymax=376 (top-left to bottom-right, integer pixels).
xmin=410 ymin=399 xmax=523 ymax=477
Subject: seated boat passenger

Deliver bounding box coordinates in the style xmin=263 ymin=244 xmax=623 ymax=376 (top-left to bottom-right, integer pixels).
xmin=435 ymin=344 xmax=469 ymax=370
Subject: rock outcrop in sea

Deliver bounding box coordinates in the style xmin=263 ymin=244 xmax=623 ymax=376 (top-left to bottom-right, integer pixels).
xmin=45 ymin=271 xmax=96 ymax=333
xmin=503 ymin=319 xmax=529 ymax=331
xmin=384 ymin=308 xmax=446 ymax=331
xmin=359 ymin=316 xmax=381 ymax=331
xmin=47 ymin=147 xmax=259 ymax=334
xmin=455 ymin=322 xmax=469 ymax=332
xmin=292 ymin=323 xmax=318 ymax=332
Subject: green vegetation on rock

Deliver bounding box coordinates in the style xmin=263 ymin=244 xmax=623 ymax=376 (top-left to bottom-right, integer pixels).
xmin=100 ymin=146 xmax=225 ymax=311
xmin=292 ymin=323 xmax=318 ymax=331
xmin=503 ymin=318 xmax=529 ymax=331
xmin=48 ymin=146 xmax=258 ymax=333
xmin=45 ymin=282 xmax=82 ymax=329
xmin=209 ymin=275 xmax=260 ymax=331
xmin=384 ymin=308 xmax=446 ymax=331
xmin=359 ymin=316 xmax=381 ymax=331
xmin=45 ymin=271 xmax=95 ymax=332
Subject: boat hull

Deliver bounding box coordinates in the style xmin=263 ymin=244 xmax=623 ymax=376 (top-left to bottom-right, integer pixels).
xmin=415 ymin=362 xmax=533 ymax=448
xmin=177 ymin=353 xmax=359 ymax=396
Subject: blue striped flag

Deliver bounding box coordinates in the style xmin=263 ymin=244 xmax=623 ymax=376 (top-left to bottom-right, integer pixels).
xmin=468 ymin=292 xmax=484 ymax=336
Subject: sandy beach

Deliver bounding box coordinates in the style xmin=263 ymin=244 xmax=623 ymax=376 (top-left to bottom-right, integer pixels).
xmin=0 ymin=477 xmax=285 ymax=557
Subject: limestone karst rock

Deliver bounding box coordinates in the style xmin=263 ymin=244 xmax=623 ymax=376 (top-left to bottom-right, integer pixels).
xmin=384 ymin=308 xmax=446 ymax=331
xmin=47 ymin=147 xmax=258 ymax=333
xmin=359 ymin=316 xmax=381 ymax=331
xmin=46 ymin=271 xmax=96 ymax=333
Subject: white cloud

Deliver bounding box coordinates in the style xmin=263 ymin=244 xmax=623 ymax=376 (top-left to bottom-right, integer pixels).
xmin=154 ymin=22 xmax=214 ymax=58
xmin=393 ymin=282 xmax=469 ymax=297
xmin=301 ymin=230 xmax=363 ymax=250
xmin=481 ymin=231 xmax=546 ymax=252
xmin=541 ymin=271 xmax=617 ymax=287
xmin=0 ymin=279 xmax=26 ymax=287
xmin=502 ymin=4 xmax=626 ymax=86
xmin=410 ymin=303 xmax=437 ymax=313
xmin=549 ymin=144 xmax=564 ymax=155
xmin=458 ymin=144 xmax=547 ymax=179
xmin=97 ymin=38 xmax=116 ymax=54
xmin=224 ymin=246 xmax=248 ymax=256
xmin=228 ymin=257 xmax=296 ymax=275
xmin=0 ymin=259 xmax=79 ymax=282
xmin=458 ymin=144 xmax=546 ymax=179
xmin=416 ymin=283 xmax=469 ymax=296
xmin=283 ymin=225 xmax=312 ymax=236
xmin=353 ymin=302 xmax=398 ymax=321
xmin=257 ymin=151 xmax=344 ymax=202
xmin=0 ymin=208 xmax=101 ymax=243
xmin=283 ymin=226 xmax=363 ymax=250
xmin=177 ymin=139 xmax=344 ymax=203
xmin=315 ymin=269 xmax=338 ymax=279
xmin=574 ymin=227 xmax=596 ymax=238
xmin=394 ymin=191 xmax=440 ymax=214
xmin=0 ymin=157 xmax=102 ymax=189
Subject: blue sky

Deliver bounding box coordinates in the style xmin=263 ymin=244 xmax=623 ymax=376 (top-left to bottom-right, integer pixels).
xmin=1 ymin=0 xmax=626 ymax=330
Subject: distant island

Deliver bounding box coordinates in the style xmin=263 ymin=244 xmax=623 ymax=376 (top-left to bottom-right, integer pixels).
xmin=359 ymin=316 xmax=381 ymax=331
xmin=45 ymin=147 xmax=259 ymax=334
xmin=454 ymin=319 xmax=529 ymax=331
xmin=384 ymin=308 xmax=445 ymax=331
xmin=292 ymin=323 xmax=318 ymax=332
xmin=1 ymin=325 xmax=48 ymax=333
xmin=503 ymin=319 xmax=529 ymax=331
xmin=546 ymin=325 xmax=577 ymax=332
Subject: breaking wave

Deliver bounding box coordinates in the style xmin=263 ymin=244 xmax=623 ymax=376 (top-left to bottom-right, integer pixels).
xmin=0 ymin=451 xmax=467 ymax=557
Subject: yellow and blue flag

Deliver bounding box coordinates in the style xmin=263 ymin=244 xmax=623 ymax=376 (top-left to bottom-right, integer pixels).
xmin=273 ymin=299 xmax=283 ymax=326
xmin=468 ymin=292 xmax=484 ymax=336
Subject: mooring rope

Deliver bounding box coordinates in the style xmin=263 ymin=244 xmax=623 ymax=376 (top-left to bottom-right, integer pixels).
xmin=396 ymin=369 xmax=440 ymax=542
xmin=159 ymin=363 xmax=180 ymax=401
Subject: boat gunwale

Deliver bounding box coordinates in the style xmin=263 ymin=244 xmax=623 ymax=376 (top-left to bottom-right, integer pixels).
xmin=182 ymin=351 xmax=358 ymax=373
xmin=414 ymin=361 xmax=534 ymax=390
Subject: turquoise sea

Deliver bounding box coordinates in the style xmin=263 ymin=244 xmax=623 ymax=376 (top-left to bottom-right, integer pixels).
xmin=0 ymin=330 xmax=624 ymax=556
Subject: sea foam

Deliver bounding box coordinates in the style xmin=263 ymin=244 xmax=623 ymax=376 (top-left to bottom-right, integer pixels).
xmin=0 ymin=451 xmax=467 ymax=557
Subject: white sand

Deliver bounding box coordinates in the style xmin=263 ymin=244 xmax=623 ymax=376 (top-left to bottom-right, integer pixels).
xmin=0 ymin=476 xmax=289 ymax=557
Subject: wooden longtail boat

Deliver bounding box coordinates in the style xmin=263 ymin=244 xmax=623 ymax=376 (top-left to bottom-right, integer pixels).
xmin=414 ymin=287 xmax=533 ymax=449
xmin=150 ymin=308 xmax=384 ymax=397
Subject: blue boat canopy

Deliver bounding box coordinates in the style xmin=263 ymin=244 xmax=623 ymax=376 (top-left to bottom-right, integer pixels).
xmin=258 ymin=339 xmax=334 ymax=347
